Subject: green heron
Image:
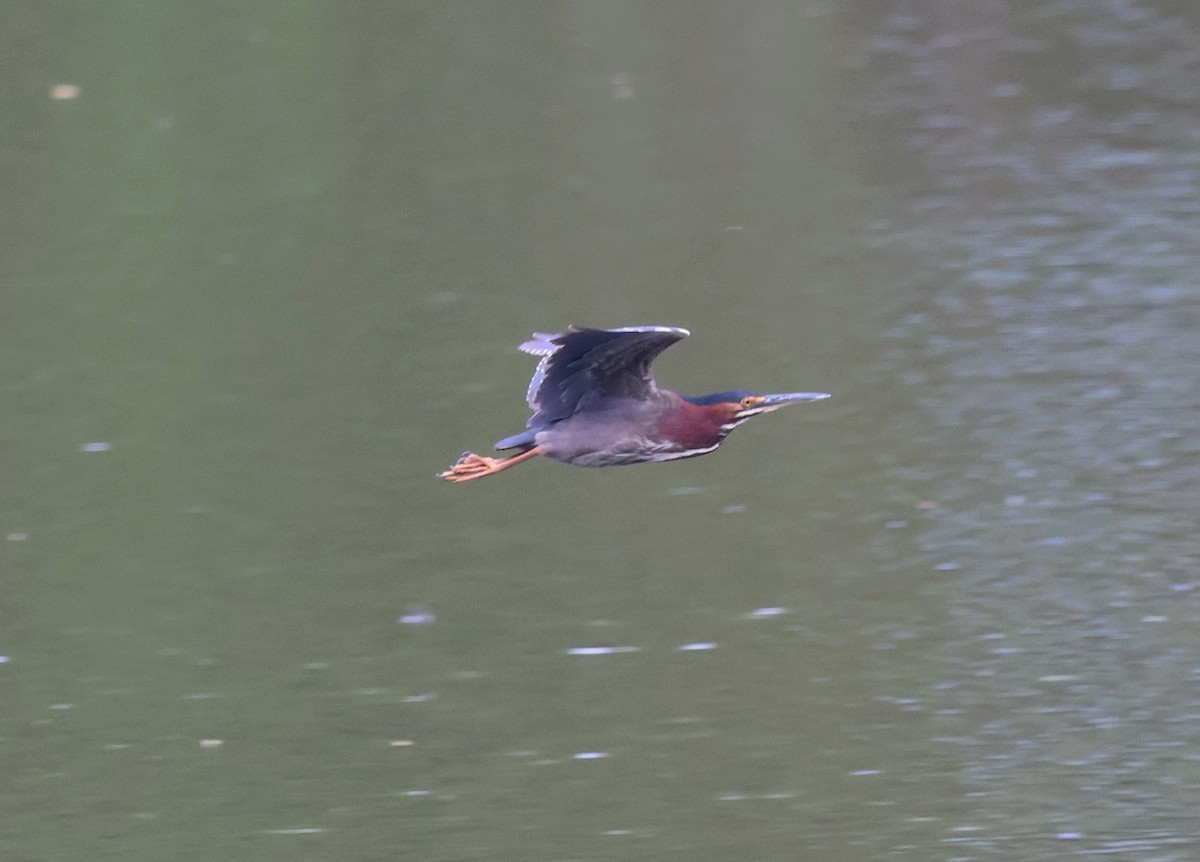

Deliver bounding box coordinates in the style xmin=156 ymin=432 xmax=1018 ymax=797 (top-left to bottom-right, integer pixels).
xmin=438 ymin=325 xmax=829 ymax=483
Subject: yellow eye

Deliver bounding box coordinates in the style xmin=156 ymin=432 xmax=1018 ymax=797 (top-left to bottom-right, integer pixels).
xmin=741 ymin=396 xmax=759 ymax=409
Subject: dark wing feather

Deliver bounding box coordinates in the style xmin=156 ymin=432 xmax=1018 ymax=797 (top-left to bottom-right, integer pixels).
xmin=520 ymin=326 xmax=689 ymax=426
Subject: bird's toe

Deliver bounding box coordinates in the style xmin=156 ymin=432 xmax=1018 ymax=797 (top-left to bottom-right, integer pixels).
xmin=439 ymin=451 xmax=497 ymax=482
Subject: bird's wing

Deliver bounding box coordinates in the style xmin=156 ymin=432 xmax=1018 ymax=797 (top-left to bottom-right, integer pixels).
xmin=520 ymin=326 xmax=690 ymax=424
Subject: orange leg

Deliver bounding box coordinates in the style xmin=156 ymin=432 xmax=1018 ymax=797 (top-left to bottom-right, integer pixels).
xmin=438 ymin=446 xmax=543 ymax=483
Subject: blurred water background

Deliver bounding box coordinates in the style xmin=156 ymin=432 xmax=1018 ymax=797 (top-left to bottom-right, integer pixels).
xmin=3 ymin=2 xmax=1199 ymax=860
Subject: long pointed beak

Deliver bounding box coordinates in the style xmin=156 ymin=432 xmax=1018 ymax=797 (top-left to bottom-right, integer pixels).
xmin=736 ymin=391 xmax=830 ymax=419
xmin=760 ymin=392 xmax=830 ymax=408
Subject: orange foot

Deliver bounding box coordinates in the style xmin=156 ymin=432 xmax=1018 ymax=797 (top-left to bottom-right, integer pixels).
xmin=439 ymin=452 xmax=501 ymax=483
xmin=438 ymin=446 xmax=542 ymax=483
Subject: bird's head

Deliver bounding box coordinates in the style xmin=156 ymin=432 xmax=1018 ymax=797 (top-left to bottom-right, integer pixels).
xmin=683 ymin=389 xmax=831 ymax=434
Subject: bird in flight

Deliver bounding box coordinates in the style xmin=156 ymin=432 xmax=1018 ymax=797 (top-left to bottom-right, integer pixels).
xmin=439 ymin=325 xmax=829 ymax=482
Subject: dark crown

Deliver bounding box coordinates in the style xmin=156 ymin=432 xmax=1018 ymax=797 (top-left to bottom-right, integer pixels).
xmin=683 ymin=389 xmax=759 ymax=406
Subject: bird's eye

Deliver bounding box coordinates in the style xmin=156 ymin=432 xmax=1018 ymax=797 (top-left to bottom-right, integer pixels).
xmin=740 ymin=396 xmax=758 ymax=409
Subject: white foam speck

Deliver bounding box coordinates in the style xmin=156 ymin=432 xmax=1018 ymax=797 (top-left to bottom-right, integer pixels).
xmin=747 ymin=606 xmax=790 ymax=619
xmin=566 ymin=646 xmax=641 ymax=656
xmin=398 ymin=605 xmax=436 ymax=626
